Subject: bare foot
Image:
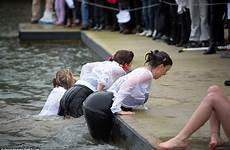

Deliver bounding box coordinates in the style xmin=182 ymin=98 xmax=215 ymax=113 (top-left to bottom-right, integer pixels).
xmin=158 ymin=137 xmax=188 ymax=150
xmin=209 ymin=134 xmax=224 ymax=150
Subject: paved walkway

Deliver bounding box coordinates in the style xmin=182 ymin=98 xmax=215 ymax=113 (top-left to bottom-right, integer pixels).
xmin=83 ymin=30 xmax=230 ymax=149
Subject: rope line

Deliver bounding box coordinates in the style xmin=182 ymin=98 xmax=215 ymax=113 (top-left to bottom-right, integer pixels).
xmin=75 ymin=0 xmax=229 ymax=12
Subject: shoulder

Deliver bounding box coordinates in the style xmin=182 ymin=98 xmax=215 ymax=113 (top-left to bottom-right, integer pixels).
xmin=131 ymin=68 xmax=153 ymax=82
xmin=52 ymin=87 xmax=66 ymax=94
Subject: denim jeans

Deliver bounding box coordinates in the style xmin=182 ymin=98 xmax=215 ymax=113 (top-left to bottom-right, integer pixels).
xmin=142 ymin=0 xmax=153 ymax=30
xmin=81 ymin=0 xmax=89 ymax=26
xmin=141 ymin=0 xmax=158 ymax=30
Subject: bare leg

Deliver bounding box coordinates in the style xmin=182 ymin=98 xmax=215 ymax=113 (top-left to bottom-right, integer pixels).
xmin=209 ymin=112 xmax=224 ymax=150
xmin=31 ymin=0 xmax=41 ymax=21
xmin=158 ymin=85 xmax=230 ymax=149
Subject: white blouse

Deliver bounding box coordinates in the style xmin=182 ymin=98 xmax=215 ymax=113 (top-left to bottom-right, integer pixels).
xmin=75 ymin=61 xmax=126 ymax=91
xmin=109 ymin=67 xmax=153 ymax=113
xmin=39 ymin=86 xmax=66 ymax=116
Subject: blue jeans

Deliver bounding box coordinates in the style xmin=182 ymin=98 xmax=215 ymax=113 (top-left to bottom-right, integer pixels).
xmin=81 ymin=0 xmax=89 ymax=26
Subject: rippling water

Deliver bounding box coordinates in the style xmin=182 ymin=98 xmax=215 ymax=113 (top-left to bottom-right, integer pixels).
xmin=0 ymin=38 xmax=121 ymax=149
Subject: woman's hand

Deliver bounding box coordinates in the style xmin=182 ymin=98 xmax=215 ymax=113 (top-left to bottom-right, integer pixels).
xmin=97 ymin=83 xmax=105 ymax=92
xmin=116 ymin=111 xmax=135 ymax=115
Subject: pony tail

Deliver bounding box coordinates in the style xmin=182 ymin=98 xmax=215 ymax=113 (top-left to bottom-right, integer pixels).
xmin=145 ymin=50 xmax=157 ymax=64
xmin=53 ymin=78 xmax=58 ymax=88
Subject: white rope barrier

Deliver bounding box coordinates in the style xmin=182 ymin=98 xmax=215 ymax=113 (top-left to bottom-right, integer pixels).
xmin=178 ymin=45 xmax=230 ymax=53
xmin=75 ymin=0 xmax=229 ymax=12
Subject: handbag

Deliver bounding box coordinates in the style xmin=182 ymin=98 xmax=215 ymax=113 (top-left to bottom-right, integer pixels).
xmin=106 ymin=0 xmax=118 ymax=4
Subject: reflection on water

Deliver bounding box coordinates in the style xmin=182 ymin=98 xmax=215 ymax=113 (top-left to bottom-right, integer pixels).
xmin=0 ymin=38 xmax=120 ymax=149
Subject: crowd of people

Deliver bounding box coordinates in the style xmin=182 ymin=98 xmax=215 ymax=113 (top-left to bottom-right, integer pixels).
xmin=31 ymin=0 xmax=230 ymax=55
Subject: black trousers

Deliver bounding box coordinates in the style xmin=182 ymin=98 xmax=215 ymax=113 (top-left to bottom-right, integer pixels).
xmin=58 ymin=84 xmax=93 ymax=118
xmin=209 ymin=0 xmax=227 ymax=46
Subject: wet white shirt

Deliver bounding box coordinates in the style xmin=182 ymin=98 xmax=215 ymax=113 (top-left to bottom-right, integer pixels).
xmin=39 ymin=87 xmax=66 ymax=116
xmin=109 ymin=67 xmax=153 ymax=113
xmin=75 ymin=61 xmax=126 ymax=91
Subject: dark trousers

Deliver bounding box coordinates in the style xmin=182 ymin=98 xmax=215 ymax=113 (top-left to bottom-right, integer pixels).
xmin=209 ymin=0 xmax=227 ymax=46
xmin=58 ymin=84 xmax=93 ymax=118
xmin=93 ymin=0 xmax=105 ymax=25
xmin=178 ymin=8 xmax=191 ymax=44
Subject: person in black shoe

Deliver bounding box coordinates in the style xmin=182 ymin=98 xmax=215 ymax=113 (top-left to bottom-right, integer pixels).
xmin=203 ymin=0 xmax=227 ymax=55
xmin=224 ymin=80 xmax=230 ymax=86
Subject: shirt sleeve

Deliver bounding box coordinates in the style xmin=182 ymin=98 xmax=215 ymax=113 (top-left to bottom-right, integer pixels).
xmin=110 ymin=70 xmax=152 ymax=113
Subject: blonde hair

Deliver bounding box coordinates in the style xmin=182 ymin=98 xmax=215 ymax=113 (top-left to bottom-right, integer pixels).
xmin=53 ymin=69 xmax=76 ymax=89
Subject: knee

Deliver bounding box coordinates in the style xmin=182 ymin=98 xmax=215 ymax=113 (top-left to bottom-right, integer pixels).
xmin=207 ymin=85 xmax=222 ymax=94
xmin=205 ymin=85 xmax=223 ymax=104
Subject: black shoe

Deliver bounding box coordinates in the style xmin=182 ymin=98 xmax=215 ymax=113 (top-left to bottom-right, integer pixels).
xmin=31 ymin=20 xmax=39 ymax=24
xmin=185 ymin=41 xmax=199 ymax=48
xmin=203 ymin=46 xmax=216 ymax=55
xmin=81 ymin=25 xmax=89 ymax=30
xmin=122 ymin=29 xmax=132 ymax=34
xmin=224 ymin=80 xmax=230 ymax=86
xmin=176 ymin=41 xmax=186 ymax=47
xmin=111 ymin=25 xmax=119 ymax=32
xmin=152 ymin=32 xmax=162 ymax=40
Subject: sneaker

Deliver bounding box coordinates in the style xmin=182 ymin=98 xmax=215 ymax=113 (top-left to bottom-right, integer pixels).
xmin=74 ymin=19 xmax=81 ymax=25
xmin=152 ymin=30 xmax=157 ymax=37
xmin=224 ymin=80 xmax=230 ymax=86
xmin=93 ymin=25 xmax=99 ymax=30
xmin=39 ymin=11 xmax=55 ymax=24
xmin=97 ymin=24 xmax=104 ymax=31
xmin=139 ymin=30 xmax=148 ymax=36
xmin=146 ymin=30 xmax=152 ymax=37
xmin=152 ymin=32 xmax=162 ymax=40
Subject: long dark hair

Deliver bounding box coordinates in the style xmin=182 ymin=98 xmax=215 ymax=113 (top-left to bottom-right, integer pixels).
xmin=145 ymin=50 xmax=173 ymax=68
xmin=109 ymin=50 xmax=134 ymax=65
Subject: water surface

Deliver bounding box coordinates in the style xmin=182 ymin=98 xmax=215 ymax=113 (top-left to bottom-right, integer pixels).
xmin=0 ymin=38 xmax=120 ymax=150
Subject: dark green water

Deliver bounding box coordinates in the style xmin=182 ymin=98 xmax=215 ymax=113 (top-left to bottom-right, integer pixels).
xmin=0 ymin=1 xmax=121 ymax=149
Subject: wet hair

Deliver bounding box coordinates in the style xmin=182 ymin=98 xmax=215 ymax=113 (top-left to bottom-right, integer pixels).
xmin=109 ymin=50 xmax=134 ymax=65
xmin=145 ymin=50 xmax=173 ymax=68
xmin=53 ymin=69 xmax=76 ymax=90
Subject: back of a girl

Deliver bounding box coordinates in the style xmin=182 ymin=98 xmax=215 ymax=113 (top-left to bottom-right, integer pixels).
xmin=39 ymin=69 xmax=76 ymax=116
